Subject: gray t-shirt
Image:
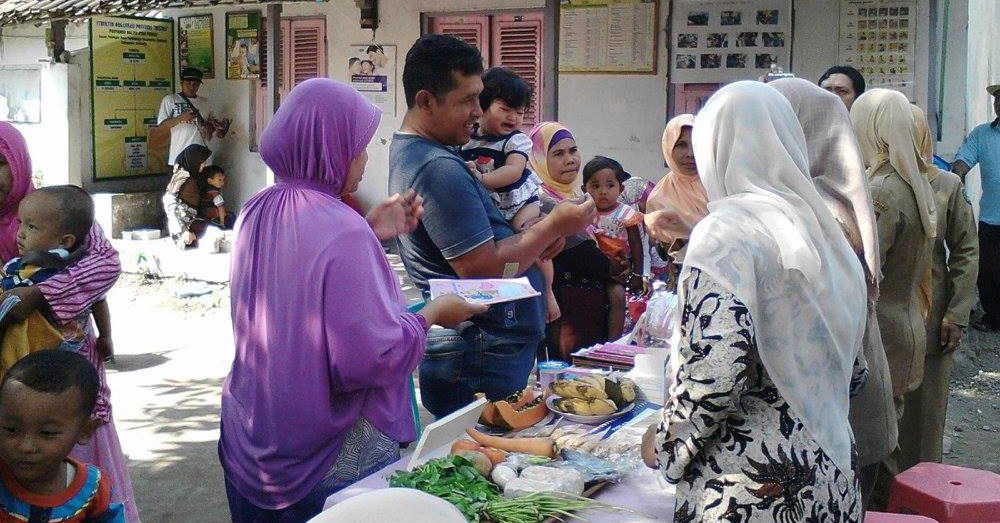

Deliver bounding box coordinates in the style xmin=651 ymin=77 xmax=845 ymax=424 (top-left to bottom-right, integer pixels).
xmin=388 ymin=132 xmax=545 ymax=342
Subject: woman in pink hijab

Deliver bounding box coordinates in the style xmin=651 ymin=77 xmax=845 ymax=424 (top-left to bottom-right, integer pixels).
xmin=643 ymin=115 xmax=707 ymax=287
xmin=0 ymin=123 xmax=138 ymax=521
xmin=220 ymin=79 xmax=484 ymax=523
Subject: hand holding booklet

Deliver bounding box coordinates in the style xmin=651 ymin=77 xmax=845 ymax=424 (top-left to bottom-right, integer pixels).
xmin=428 ymin=277 xmax=541 ymax=305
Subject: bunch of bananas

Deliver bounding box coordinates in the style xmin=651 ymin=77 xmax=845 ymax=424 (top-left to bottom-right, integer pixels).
xmin=549 ymin=375 xmax=637 ymax=416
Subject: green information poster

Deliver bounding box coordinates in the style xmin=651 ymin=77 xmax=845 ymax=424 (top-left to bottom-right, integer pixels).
xmin=226 ymin=11 xmax=261 ymax=79
xmin=90 ymin=16 xmax=174 ymax=180
xmin=178 ymin=14 xmax=214 ymax=79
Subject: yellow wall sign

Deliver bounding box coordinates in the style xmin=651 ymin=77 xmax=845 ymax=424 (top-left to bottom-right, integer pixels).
xmin=90 ymin=16 xmax=174 ymax=180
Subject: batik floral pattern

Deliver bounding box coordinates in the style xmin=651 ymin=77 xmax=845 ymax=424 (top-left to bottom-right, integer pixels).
xmin=655 ymin=268 xmax=863 ymax=523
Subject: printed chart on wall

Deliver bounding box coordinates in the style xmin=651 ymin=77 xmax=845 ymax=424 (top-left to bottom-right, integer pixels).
xmin=559 ymin=0 xmax=658 ymax=73
xmin=178 ymin=15 xmax=214 ymax=79
xmin=670 ymin=0 xmax=791 ymax=84
xmin=226 ymin=11 xmax=261 ymax=80
xmin=348 ymin=44 xmax=397 ymax=117
xmin=838 ymin=0 xmax=916 ymax=99
xmin=90 ymin=16 xmax=173 ymax=180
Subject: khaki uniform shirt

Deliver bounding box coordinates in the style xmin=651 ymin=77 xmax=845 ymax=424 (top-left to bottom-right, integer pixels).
xmin=870 ymin=166 xmax=934 ymax=397
xmin=927 ymin=169 xmax=979 ymax=351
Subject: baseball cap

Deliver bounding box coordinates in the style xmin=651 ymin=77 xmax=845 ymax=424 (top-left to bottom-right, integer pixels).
xmin=180 ymin=67 xmax=204 ymax=81
xmin=988 ymin=84 xmax=1000 ymax=97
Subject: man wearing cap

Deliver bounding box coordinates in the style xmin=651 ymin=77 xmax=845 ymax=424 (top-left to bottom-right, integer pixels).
xmin=953 ymin=84 xmax=1000 ymax=331
xmin=155 ymin=67 xmax=230 ymax=166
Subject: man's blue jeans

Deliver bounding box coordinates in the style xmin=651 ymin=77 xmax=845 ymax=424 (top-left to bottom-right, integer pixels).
xmin=419 ymin=325 xmax=539 ymax=418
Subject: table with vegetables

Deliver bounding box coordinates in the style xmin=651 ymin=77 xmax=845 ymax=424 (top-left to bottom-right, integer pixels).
xmin=325 ymin=373 xmax=676 ymax=523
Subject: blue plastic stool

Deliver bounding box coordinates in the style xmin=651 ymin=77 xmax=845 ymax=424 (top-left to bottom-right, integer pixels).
xmin=407 ymin=302 xmax=426 ymax=435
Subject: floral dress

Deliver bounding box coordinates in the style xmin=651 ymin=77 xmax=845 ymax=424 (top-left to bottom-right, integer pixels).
xmin=655 ymin=268 xmax=864 ymax=523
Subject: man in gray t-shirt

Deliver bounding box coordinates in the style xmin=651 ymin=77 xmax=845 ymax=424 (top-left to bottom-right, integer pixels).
xmin=390 ymin=35 xmax=594 ymax=417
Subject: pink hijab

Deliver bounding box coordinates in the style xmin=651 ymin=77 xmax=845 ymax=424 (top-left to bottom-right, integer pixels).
xmin=0 ymin=123 xmax=35 ymax=261
xmin=221 ymin=79 xmax=427 ymax=509
xmin=646 ymin=114 xmax=708 ymax=236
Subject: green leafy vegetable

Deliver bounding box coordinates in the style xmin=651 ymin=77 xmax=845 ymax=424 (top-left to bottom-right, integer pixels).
xmin=483 ymin=492 xmax=626 ymax=523
xmin=389 ymin=455 xmax=500 ymax=522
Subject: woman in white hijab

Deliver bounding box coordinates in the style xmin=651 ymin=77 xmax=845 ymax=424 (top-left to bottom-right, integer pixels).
xmin=771 ymin=78 xmax=898 ymax=511
xmin=645 ymin=82 xmax=867 ymax=522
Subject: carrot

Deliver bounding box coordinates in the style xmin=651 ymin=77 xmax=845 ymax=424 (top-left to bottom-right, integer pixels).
xmin=465 ymin=428 xmax=555 ymax=458
xmin=450 ymin=439 xmax=483 ymax=454
xmin=478 ymin=446 xmax=509 ymax=466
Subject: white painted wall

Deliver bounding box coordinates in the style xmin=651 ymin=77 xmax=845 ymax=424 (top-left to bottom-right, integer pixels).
xmin=0 ymin=0 xmax=961 ymax=213
xmin=959 ymin=0 xmax=1000 ymax=217
xmin=558 ymin=4 xmax=670 ymax=182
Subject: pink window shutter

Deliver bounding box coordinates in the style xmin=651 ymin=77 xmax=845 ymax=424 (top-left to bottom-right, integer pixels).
xmin=288 ymin=18 xmax=327 ymax=89
xmin=491 ymin=13 xmax=544 ymax=129
xmin=429 ymin=14 xmax=491 ymax=64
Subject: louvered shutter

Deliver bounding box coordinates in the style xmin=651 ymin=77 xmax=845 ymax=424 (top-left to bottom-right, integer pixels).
xmin=252 ymin=17 xmax=327 ymax=151
xmin=491 ymin=13 xmax=544 ymax=128
xmin=429 ymin=14 xmax=491 ymax=64
xmin=287 ymin=18 xmax=326 ymax=89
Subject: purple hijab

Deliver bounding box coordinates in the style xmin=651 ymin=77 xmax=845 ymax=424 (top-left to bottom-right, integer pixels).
xmin=220 ymin=79 xmax=427 ymax=509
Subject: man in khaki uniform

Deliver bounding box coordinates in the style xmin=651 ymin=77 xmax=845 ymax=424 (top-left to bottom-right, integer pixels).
xmin=899 ymin=107 xmax=979 ymax=470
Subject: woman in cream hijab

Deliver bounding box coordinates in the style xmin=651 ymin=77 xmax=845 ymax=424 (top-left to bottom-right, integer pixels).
xmin=771 ymin=77 xmax=896 ymax=511
xmin=644 ymin=82 xmax=867 ymax=522
xmin=850 ymin=89 xmax=936 ymax=406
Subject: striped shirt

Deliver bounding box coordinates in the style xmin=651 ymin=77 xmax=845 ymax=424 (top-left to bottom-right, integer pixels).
xmin=35 ymin=223 xmax=121 ymax=421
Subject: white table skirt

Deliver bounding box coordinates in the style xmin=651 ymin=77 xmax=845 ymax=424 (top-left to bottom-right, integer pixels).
xmin=324 ymin=457 xmax=677 ymax=523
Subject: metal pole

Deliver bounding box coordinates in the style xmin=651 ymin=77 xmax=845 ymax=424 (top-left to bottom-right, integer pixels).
xmin=266 ymin=3 xmax=282 ymax=117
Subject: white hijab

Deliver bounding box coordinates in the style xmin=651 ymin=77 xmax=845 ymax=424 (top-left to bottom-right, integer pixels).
xmin=770 ymin=78 xmax=881 ymax=300
xmin=678 ymin=81 xmax=867 ymax=471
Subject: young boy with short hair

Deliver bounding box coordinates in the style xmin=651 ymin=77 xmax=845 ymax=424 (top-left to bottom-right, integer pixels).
xmin=0 ymin=349 xmax=124 ymax=522
xmin=460 ymin=67 xmax=560 ymax=322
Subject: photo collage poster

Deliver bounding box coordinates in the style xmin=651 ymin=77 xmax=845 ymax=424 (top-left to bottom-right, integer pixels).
xmin=838 ymin=0 xmax=916 ymax=99
xmin=670 ymin=0 xmax=792 ymax=84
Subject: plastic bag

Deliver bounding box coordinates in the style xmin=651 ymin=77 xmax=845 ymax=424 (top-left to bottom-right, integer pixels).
xmin=625 ymin=281 xmax=678 ymax=347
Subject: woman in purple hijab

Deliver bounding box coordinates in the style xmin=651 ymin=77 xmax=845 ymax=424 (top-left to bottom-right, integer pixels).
xmin=220 ymin=79 xmax=485 ymax=523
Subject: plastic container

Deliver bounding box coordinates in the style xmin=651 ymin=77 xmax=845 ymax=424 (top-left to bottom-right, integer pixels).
xmin=537 ymin=360 xmax=570 ymax=390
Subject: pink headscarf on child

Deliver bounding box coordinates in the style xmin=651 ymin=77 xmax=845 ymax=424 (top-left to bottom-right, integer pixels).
xmin=0 ymin=123 xmax=35 ymax=262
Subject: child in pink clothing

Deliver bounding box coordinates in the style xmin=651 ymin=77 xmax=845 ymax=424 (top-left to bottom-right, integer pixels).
xmin=582 ymin=156 xmax=644 ymax=340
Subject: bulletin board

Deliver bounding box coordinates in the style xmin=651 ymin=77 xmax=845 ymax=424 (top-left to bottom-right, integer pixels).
xmin=89 ymin=16 xmax=174 ymax=180
xmin=558 ymin=0 xmax=658 ymax=74
xmin=838 ymin=0 xmax=916 ymax=100
xmin=669 ymin=0 xmax=792 ymax=84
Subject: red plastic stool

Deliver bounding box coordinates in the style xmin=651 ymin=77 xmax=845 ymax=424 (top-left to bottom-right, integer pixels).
xmin=866 ymin=512 xmax=938 ymax=523
xmin=887 ymin=462 xmax=1000 ymax=523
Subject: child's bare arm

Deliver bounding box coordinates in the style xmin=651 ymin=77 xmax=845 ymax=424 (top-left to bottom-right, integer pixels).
xmin=93 ymin=299 xmax=111 ymax=338
xmin=0 ymin=287 xmax=43 ymax=324
xmin=627 ymin=225 xmax=644 ymax=275
xmin=217 ymin=205 xmax=227 ymax=226
xmin=481 ymin=154 xmax=527 ymax=190
xmin=93 ymin=299 xmax=114 ymax=361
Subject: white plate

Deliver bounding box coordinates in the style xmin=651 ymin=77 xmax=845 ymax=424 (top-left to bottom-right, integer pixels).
xmin=545 ymin=395 xmax=634 ymax=425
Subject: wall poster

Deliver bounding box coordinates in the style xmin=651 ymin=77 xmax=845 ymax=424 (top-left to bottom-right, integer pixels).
xmin=89 ymin=16 xmax=174 ymax=180
xmin=347 ymin=44 xmax=397 ymax=117
xmin=559 ymin=0 xmax=658 ymax=73
xmin=670 ymin=0 xmax=792 ymax=84
xmin=0 ymin=66 xmax=41 ymax=123
xmin=838 ymin=0 xmax=916 ymax=100
xmin=178 ymin=14 xmax=215 ymax=79
xmin=226 ymin=11 xmax=261 ymax=80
